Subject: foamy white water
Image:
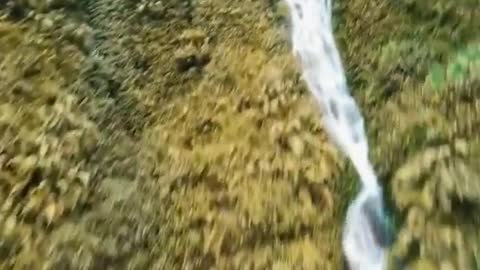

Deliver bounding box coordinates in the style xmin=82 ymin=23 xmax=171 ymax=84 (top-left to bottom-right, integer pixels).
xmin=283 ymin=0 xmax=391 ymax=269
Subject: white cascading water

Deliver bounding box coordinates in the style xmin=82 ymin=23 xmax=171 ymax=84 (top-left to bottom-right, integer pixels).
xmin=284 ymin=0 xmax=392 ymax=269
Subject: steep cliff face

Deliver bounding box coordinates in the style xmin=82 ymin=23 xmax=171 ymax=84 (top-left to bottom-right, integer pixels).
xmin=0 ymin=0 xmax=479 ymax=269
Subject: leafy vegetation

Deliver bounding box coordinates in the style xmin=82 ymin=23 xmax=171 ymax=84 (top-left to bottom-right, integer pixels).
xmin=0 ymin=0 xmax=478 ymax=269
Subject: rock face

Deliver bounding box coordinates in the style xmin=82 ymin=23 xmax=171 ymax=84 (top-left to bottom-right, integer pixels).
xmin=0 ymin=0 xmax=479 ymax=269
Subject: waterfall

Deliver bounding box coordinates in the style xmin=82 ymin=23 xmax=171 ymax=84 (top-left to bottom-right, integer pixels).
xmin=283 ymin=0 xmax=393 ymax=269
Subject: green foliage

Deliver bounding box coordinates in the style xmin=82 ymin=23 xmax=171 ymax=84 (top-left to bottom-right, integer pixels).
xmin=475 ymin=247 xmax=480 ymax=270
xmin=426 ymin=43 xmax=480 ymax=90
xmin=427 ymin=62 xmax=445 ymax=90
xmin=378 ymin=40 xmax=430 ymax=77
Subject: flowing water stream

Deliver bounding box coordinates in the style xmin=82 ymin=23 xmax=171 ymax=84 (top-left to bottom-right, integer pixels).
xmin=284 ymin=0 xmax=393 ymax=269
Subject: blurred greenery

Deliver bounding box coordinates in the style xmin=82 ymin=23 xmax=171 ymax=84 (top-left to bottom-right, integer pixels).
xmin=0 ymin=0 xmax=479 ymax=269
xmin=426 ymin=44 xmax=480 ymax=90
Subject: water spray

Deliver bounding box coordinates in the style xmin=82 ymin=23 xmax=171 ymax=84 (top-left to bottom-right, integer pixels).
xmin=283 ymin=0 xmax=393 ymax=269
